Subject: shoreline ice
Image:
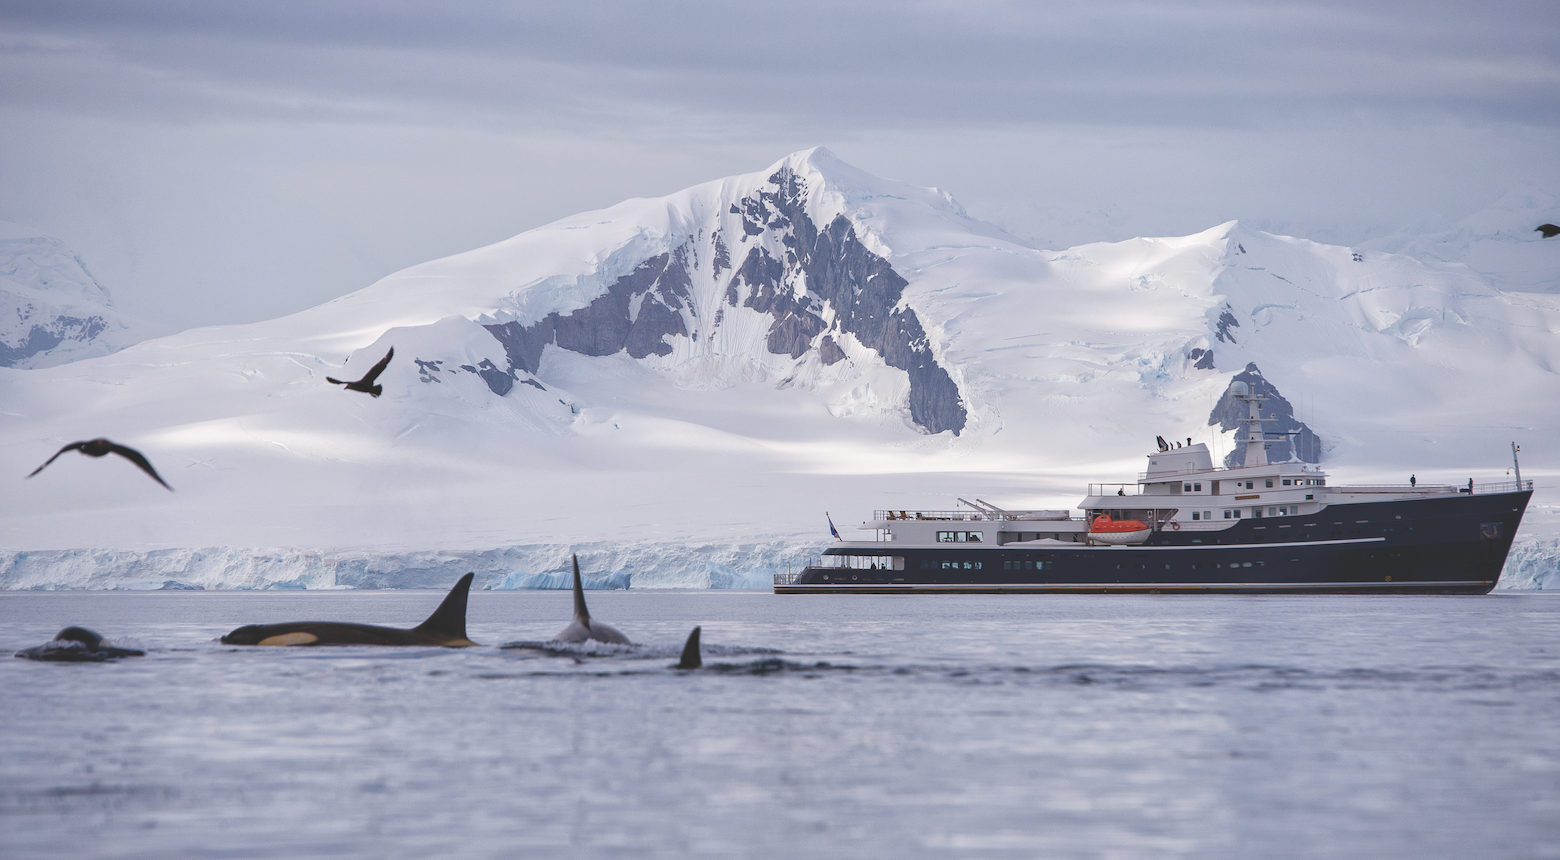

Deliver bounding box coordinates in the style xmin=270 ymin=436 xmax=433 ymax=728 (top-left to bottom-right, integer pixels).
xmin=2 ymin=536 xmax=1553 ymax=591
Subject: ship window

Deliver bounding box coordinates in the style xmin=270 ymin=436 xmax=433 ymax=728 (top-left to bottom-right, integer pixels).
xmin=1234 ymin=510 xmax=1241 ymax=518
xmin=1224 ymin=510 xmax=1232 ymax=519
xmin=1268 ymin=507 xmax=1276 ymax=516
xmin=1192 ymin=511 xmax=1200 ymax=520
xmin=1242 ymin=562 xmax=1252 ymax=568
xmin=1204 ymin=511 xmax=1211 ymax=520
xmin=1194 ymin=483 xmax=1201 ymax=492
xmin=1282 ymin=479 xmax=1291 ymax=486
xmin=1245 ymin=481 xmax=1254 ymax=489
xmin=1266 ymin=479 xmax=1274 ymax=488
xmin=936 ymin=531 xmax=984 ymax=543
xmin=1184 ymin=483 xmax=1192 ymax=492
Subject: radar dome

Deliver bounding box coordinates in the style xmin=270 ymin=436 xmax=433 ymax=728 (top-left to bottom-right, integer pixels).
xmin=1230 ymin=381 xmax=1250 ymax=397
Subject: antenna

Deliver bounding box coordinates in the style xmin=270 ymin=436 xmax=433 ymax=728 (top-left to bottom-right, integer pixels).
xmin=1512 ymin=442 xmax=1523 ymax=489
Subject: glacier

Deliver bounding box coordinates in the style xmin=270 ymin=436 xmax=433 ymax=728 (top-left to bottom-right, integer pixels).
xmin=1 ymin=148 xmax=1556 ymax=589
xmin=0 ymin=540 xmax=821 ymax=591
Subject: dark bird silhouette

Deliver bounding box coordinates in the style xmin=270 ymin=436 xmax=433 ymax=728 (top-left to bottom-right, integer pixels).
xmin=27 ymin=439 xmax=172 ymax=490
xmin=326 ymin=347 xmax=394 ymax=397
xmin=1537 ymin=224 xmax=1560 ymax=239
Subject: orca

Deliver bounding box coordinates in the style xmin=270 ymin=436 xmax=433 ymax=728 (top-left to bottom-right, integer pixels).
xmin=674 ymin=626 xmax=701 ymax=670
xmin=221 ymin=573 xmax=478 ymax=647
xmin=15 ymin=626 xmax=146 ymax=662
xmin=552 ymin=555 xmax=631 ymax=644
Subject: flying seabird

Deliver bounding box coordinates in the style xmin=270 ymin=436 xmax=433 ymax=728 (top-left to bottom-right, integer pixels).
xmin=1537 ymin=224 xmax=1560 ymax=239
xmin=326 ymin=347 xmax=394 ymax=397
xmin=27 ymin=439 xmax=172 ymax=490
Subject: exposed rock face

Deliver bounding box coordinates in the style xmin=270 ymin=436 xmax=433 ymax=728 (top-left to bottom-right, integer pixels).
xmin=725 ymin=167 xmax=966 ymax=435
xmin=414 ymin=355 xmax=522 ymax=396
xmin=0 ymin=315 xmax=109 ymax=366
xmin=1215 ymin=307 xmax=1241 ymax=344
xmin=484 ymin=166 xmax=967 ymax=435
xmin=1209 ymin=363 xmax=1323 ymax=466
xmin=484 ymin=250 xmax=694 ymax=377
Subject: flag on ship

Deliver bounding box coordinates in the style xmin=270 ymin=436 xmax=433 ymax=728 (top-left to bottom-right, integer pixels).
xmin=827 ymin=513 xmax=840 ymax=540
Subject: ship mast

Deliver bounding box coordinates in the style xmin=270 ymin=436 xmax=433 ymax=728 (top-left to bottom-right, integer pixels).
xmin=1231 ymin=381 xmax=1270 ymax=467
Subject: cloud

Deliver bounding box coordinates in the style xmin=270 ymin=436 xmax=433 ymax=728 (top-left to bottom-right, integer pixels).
xmin=0 ymin=1 xmax=1557 ymax=334
xmin=4 ymin=1 xmax=1557 ymax=130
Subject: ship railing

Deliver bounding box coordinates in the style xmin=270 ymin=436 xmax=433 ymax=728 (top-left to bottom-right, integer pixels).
xmin=774 ymin=572 xmax=800 ymax=586
xmin=1470 ymin=479 xmax=1533 ymax=495
xmin=1087 ymin=484 xmax=1138 ymax=498
xmin=875 ymin=509 xmax=1068 ymax=522
xmin=1332 ymin=480 xmax=1532 ymax=495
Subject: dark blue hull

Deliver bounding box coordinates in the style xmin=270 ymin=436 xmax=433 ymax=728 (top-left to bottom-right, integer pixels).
xmin=778 ymin=490 xmax=1531 ymax=594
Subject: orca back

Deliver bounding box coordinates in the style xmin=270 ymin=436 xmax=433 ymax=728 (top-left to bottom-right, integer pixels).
xmin=676 ymin=626 xmax=702 ymax=669
xmin=571 ymin=555 xmax=589 ymax=621
xmin=412 ymin=572 xmax=475 ymax=644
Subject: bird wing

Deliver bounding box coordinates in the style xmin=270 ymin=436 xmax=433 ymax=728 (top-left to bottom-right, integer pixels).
xmin=358 ymin=347 xmax=394 ymax=385
xmin=324 ymin=377 xmax=345 ymax=385
xmin=26 ymin=441 xmax=88 ymax=478
xmin=105 ymin=442 xmax=174 ymax=491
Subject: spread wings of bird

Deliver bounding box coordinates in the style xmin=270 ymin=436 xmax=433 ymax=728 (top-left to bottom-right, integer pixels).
xmin=327 ymin=347 xmax=394 ymax=387
xmin=26 ymin=439 xmax=173 ymax=491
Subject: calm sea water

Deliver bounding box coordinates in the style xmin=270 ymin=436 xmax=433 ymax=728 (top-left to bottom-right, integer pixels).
xmin=3 ymin=589 xmax=1558 ymax=859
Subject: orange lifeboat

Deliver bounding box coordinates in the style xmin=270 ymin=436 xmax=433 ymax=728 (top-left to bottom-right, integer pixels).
xmin=1090 ymin=514 xmax=1152 ymax=545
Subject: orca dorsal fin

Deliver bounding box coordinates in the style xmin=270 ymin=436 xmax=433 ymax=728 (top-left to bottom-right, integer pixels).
xmin=676 ymin=626 xmax=702 ymax=670
xmin=413 ymin=572 xmax=475 ymax=640
xmin=571 ymin=555 xmax=590 ymax=622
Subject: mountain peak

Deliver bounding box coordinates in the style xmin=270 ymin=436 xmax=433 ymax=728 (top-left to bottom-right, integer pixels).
xmin=0 ymin=223 xmax=131 ymax=368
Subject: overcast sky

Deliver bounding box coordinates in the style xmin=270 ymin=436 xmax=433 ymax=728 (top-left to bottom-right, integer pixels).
xmin=2 ymin=0 xmax=1557 ymax=336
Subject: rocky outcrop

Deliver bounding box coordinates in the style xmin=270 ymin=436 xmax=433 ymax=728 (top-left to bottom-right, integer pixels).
xmin=1209 ymin=363 xmax=1322 ymax=466
xmin=485 ymin=249 xmax=694 ymax=377
xmin=483 ymin=167 xmax=967 ymax=435
xmin=721 ymin=166 xmax=966 ymax=435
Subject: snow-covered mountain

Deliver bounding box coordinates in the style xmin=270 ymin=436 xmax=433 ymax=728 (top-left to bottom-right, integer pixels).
xmin=0 ymin=222 xmax=133 ymax=368
xmin=1362 ymin=188 xmax=1560 ymax=295
xmin=2 ymin=149 xmax=1557 ymax=589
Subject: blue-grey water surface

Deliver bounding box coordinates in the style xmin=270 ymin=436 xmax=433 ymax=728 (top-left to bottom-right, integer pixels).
xmin=3 ymin=590 xmax=1558 ymax=859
